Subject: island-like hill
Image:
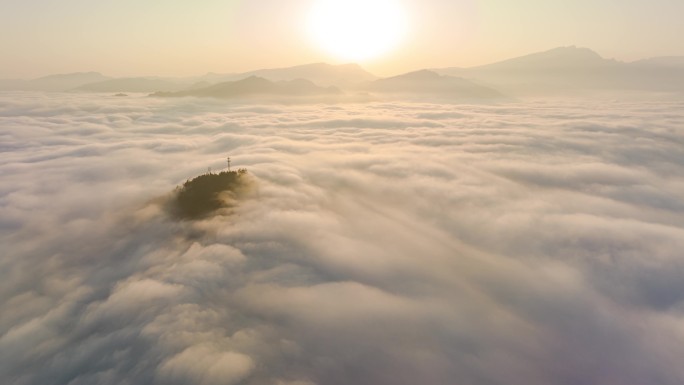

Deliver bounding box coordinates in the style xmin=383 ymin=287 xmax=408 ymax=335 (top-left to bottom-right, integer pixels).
xmin=153 ymin=76 xmax=341 ymax=99
xmin=173 ymin=169 xmax=249 ymax=219
xmin=364 ymin=70 xmax=505 ymax=101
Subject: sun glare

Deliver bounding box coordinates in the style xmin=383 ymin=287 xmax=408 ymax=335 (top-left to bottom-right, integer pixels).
xmin=308 ymin=0 xmax=408 ymax=62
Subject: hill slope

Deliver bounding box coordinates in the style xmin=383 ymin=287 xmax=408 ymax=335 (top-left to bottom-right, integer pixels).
xmin=153 ymin=76 xmax=341 ymax=99
xmin=366 ymin=70 xmax=505 ymax=100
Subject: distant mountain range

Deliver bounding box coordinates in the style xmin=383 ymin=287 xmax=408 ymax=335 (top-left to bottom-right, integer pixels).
xmin=152 ymin=71 xmax=501 ymax=102
xmin=1 ymin=47 xmax=682 ymax=99
xmin=0 ymin=72 xmax=110 ymax=92
xmin=188 ymin=63 xmax=378 ymax=90
xmin=153 ymin=76 xmax=341 ymax=99
xmin=73 ymin=77 xmax=184 ymax=93
xmin=433 ymin=46 xmax=684 ymax=95
xmin=230 ymin=63 xmax=377 ymax=88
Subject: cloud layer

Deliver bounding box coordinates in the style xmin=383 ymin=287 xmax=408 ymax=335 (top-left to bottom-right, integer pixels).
xmin=2 ymin=93 xmax=684 ymax=385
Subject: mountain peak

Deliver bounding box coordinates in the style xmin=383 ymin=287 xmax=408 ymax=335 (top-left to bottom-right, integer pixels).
xmin=543 ymin=46 xmax=605 ymax=60
xmin=475 ymin=46 xmax=615 ymax=70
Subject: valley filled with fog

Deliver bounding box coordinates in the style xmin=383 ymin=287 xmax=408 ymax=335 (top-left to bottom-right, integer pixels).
xmin=2 ymin=92 xmax=684 ymax=385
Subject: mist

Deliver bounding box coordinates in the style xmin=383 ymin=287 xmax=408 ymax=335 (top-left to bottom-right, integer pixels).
xmin=2 ymin=92 xmax=684 ymax=385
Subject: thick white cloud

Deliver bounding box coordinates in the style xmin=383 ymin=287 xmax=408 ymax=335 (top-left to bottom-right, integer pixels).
xmin=1 ymin=92 xmax=684 ymax=385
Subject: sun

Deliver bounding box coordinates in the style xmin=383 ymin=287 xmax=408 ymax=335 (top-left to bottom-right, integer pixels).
xmin=307 ymin=0 xmax=408 ymax=62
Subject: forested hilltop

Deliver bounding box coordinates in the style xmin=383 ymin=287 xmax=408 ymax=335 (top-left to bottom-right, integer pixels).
xmin=172 ymin=169 xmax=249 ymax=219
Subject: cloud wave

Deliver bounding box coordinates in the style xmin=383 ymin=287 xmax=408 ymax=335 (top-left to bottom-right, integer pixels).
xmin=2 ymin=93 xmax=684 ymax=385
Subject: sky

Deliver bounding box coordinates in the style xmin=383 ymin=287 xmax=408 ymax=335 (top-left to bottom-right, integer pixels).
xmin=1 ymin=0 xmax=684 ymax=78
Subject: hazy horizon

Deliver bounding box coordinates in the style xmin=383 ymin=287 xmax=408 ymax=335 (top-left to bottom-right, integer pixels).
xmin=2 ymin=45 xmax=683 ymax=80
xmin=2 ymin=0 xmax=684 ymax=78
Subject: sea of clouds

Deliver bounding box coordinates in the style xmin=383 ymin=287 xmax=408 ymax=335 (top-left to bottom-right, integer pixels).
xmin=1 ymin=92 xmax=684 ymax=385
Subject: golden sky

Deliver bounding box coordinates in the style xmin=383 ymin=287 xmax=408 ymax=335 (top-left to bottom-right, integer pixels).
xmin=1 ymin=0 xmax=683 ymax=78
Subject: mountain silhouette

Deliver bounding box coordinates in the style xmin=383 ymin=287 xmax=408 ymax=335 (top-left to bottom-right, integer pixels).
xmin=153 ymin=76 xmax=341 ymax=99
xmin=437 ymin=47 xmax=619 ymax=76
xmin=478 ymin=46 xmax=616 ymax=71
xmin=74 ymin=77 xmax=184 ymax=93
xmin=0 ymin=72 xmax=110 ymax=92
xmin=435 ymin=46 xmax=684 ymax=95
xmin=245 ymin=63 xmax=377 ymax=87
xmin=630 ymin=56 xmax=684 ymax=68
xmin=3 ymin=48 xmax=682 ymax=97
xmin=365 ymin=70 xmax=504 ymax=100
xmin=197 ymin=63 xmax=377 ymax=88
